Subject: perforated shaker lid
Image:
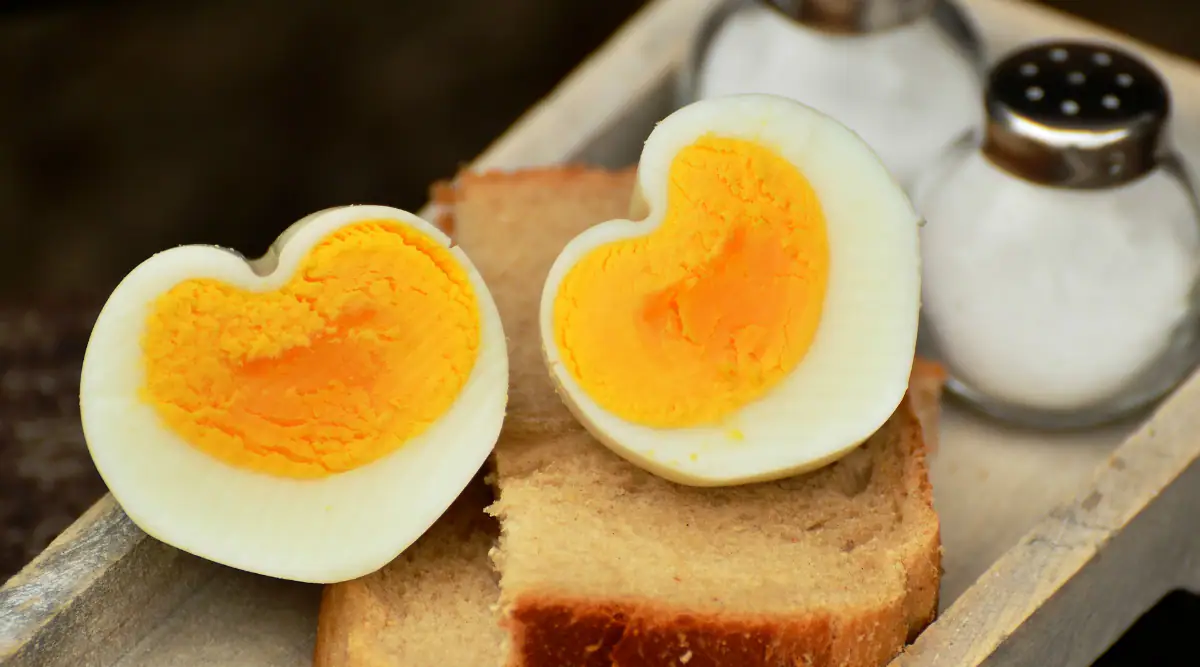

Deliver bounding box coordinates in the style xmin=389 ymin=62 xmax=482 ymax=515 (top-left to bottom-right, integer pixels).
xmin=982 ymin=41 xmax=1171 ymax=189
xmin=765 ymin=0 xmax=937 ymax=33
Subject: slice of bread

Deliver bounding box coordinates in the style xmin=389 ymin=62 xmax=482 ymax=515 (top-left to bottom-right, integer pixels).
xmin=314 ymin=166 xmax=944 ymax=667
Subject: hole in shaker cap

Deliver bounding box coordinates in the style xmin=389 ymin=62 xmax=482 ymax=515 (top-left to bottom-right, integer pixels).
xmin=1108 ymin=151 xmax=1126 ymax=175
xmin=1061 ymin=99 xmax=1080 ymax=115
xmin=1116 ymin=73 xmax=1134 ymax=87
xmin=1067 ymin=71 xmax=1086 ymax=85
xmin=1049 ymin=47 xmax=1069 ymax=62
xmin=1020 ymin=62 xmax=1039 ymax=76
xmin=1093 ymin=51 xmax=1112 ymax=66
xmin=1102 ymin=94 xmax=1121 ymax=110
xmin=1026 ymin=86 xmax=1045 ymax=101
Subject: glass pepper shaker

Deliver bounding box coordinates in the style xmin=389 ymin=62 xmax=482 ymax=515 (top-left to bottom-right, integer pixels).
xmin=914 ymin=41 xmax=1200 ymax=429
xmin=682 ymin=0 xmax=986 ymax=190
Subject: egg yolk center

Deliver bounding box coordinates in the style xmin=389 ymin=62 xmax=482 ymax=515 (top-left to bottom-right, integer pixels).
xmin=140 ymin=220 xmax=480 ymax=479
xmin=553 ymin=135 xmax=830 ymax=427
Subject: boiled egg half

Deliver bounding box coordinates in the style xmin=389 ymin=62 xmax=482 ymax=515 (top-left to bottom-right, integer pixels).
xmin=540 ymin=94 xmax=920 ymax=487
xmin=80 ymin=205 xmax=507 ymax=583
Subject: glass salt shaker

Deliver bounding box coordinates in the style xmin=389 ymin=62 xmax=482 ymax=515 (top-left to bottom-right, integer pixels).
xmin=682 ymin=0 xmax=986 ymax=190
xmin=914 ymin=41 xmax=1200 ymax=429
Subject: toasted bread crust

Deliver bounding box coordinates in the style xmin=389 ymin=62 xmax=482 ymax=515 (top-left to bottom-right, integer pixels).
xmin=510 ymin=600 xmax=836 ymax=667
xmin=313 ymin=580 xmax=355 ymax=667
xmin=907 ymin=359 xmax=948 ymax=456
xmin=896 ymin=383 xmax=943 ymax=643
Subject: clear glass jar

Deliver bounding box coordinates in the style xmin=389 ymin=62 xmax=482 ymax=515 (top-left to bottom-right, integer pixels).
xmin=681 ymin=0 xmax=986 ymax=191
xmin=913 ymin=41 xmax=1200 ymax=428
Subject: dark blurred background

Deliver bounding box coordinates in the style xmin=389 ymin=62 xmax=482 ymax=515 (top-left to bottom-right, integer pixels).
xmin=0 ymin=0 xmax=1198 ymax=297
xmin=0 ymin=0 xmax=1196 ymax=594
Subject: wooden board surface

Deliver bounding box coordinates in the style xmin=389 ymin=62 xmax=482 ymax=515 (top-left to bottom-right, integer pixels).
xmin=2 ymin=0 xmax=1199 ymax=665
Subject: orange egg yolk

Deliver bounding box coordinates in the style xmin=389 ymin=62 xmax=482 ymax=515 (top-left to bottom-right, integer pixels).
xmin=140 ymin=220 xmax=480 ymax=479
xmin=552 ymin=135 xmax=830 ymax=427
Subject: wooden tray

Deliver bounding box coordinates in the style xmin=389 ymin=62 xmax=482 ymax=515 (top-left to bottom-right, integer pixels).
xmin=4 ymin=1 xmax=1200 ymax=665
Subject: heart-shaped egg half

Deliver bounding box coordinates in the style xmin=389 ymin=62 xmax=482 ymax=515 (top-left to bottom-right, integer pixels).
xmin=540 ymin=94 xmax=920 ymax=486
xmin=80 ymin=205 xmax=507 ymax=583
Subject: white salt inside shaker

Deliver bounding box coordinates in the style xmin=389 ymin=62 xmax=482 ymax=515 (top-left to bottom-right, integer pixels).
xmin=688 ymin=0 xmax=984 ymax=189
xmin=915 ymin=41 xmax=1200 ymax=428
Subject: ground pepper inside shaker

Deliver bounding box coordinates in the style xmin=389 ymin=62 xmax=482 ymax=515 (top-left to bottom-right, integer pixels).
xmin=914 ymin=41 xmax=1200 ymax=428
xmin=684 ymin=0 xmax=985 ymax=190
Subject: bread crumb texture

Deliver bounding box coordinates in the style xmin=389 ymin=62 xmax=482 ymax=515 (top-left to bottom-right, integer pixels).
xmin=313 ymin=480 xmax=504 ymax=667
xmin=453 ymin=167 xmax=941 ymax=667
xmin=140 ymin=220 xmax=480 ymax=479
xmin=552 ymin=136 xmax=830 ymax=427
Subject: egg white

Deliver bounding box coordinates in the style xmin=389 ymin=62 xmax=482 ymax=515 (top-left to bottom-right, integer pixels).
xmin=80 ymin=205 xmax=508 ymax=583
xmin=539 ymin=94 xmax=920 ymax=487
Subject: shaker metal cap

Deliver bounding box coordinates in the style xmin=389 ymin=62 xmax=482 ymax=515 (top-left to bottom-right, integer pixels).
xmin=982 ymin=41 xmax=1171 ymax=189
xmin=765 ymin=0 xmax=937 ymax=34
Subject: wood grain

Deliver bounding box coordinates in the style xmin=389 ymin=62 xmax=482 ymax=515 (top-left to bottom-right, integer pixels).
xmin=2 ymin=0 xmax=1199 ymax=665
xmin=895 ymin=375 xmax=1200 ymax=666
xmin=0 ymin=498 xmax=214 ymax=667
